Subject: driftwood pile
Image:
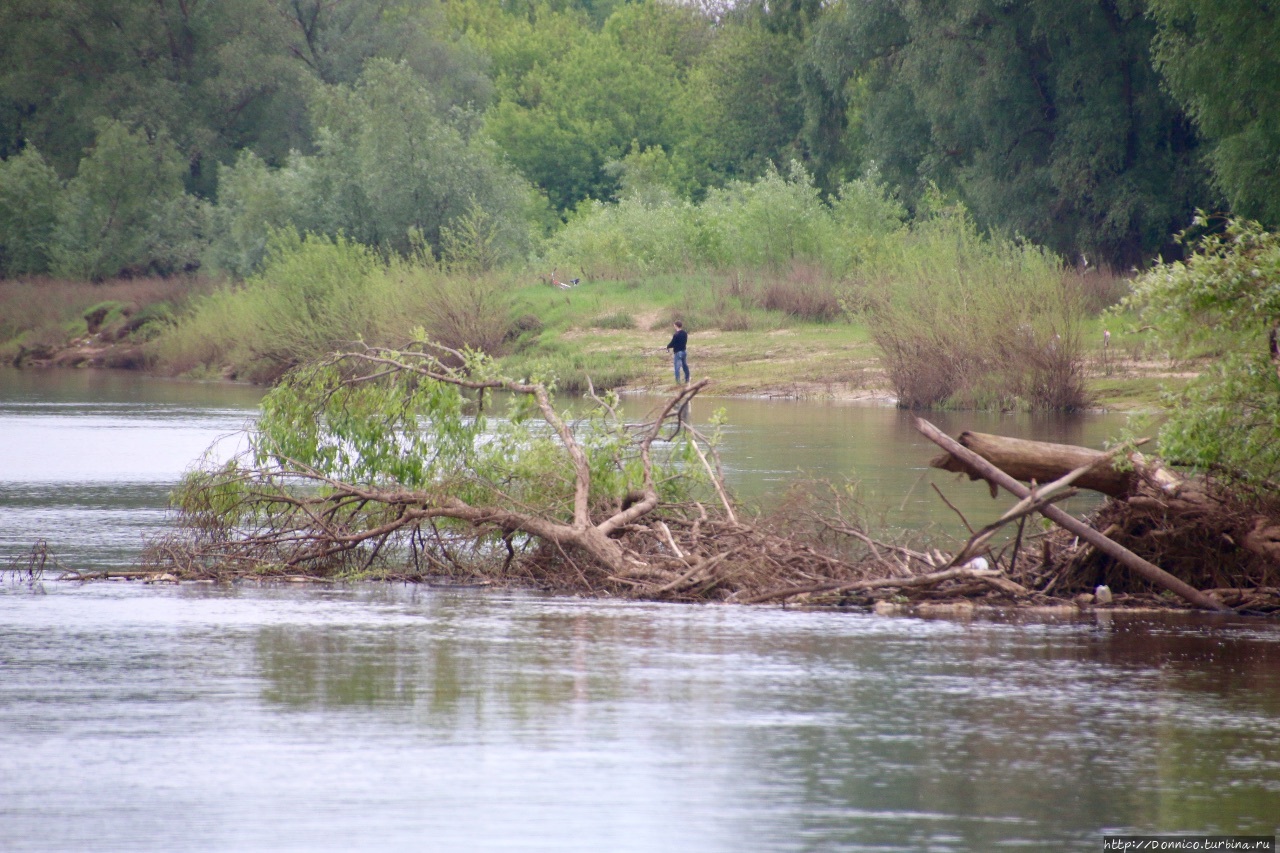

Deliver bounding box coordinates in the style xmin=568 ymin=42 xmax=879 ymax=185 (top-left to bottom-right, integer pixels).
xmin=922 ymin=424 xmax=1280 ymax=614
xmin=107 ymin=348 xmax=1279 ymax=615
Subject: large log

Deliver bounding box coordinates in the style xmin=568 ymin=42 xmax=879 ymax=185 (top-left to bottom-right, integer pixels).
xmin=930 ymin=431 xmax=1178 ymax=498
xmin=928 ymin=431 xmax=1280 ymax=559
xmin=916 ymin=419 xmax=1231 ymax=612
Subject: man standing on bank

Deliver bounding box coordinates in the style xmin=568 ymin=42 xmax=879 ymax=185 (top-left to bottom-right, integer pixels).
xmin=666 ymin=320 xmax=690 ymax=384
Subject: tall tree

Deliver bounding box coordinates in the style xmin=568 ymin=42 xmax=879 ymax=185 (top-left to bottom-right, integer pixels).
xmin=1148 ymin=0 xmax=1280 ymax=227
xmin=479 ymin=1 xmax=701 ymax=212
xmin=295 ymin=58 xmax=535 ymax=256
xmin=50 ymin=118 xmax=195 ymax=279
xmin=686 ymin=17 xmax=808 ymax=183
xmin=0 ymin=0 xmax=302 ymax=193
xmin=0 ymin=146 xmax=62 ymax=277
xmin=806 ymin=0 xmax=1210 ymax=266
xmin=0 ymin=0 xmax=489 ymax=196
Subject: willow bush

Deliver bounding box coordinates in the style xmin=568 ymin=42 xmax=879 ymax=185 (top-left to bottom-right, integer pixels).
xmin=862 ymin=207 xmax=1090 ymax=410
xmin=1123 ymin=216 xmax=1280 ymax=492
xmin=155 ymin=233 xmax=516 ymax=382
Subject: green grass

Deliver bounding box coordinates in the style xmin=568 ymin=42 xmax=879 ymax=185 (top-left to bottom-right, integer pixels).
xmin=501 ymin=275 xmax=878 ymax=396
xmin=495 ymin=278 xmax=1223 ymax=408
xmin=0 ymin=265 xmax=1213 ymax=412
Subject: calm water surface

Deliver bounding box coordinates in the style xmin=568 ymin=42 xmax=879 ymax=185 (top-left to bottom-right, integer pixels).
xmin=2 ymin=369 xmax=1278 ymax=851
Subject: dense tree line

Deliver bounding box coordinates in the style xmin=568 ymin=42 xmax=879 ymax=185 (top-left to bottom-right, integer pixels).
xmin=0 ymin=0 xmax=1274 ymax=279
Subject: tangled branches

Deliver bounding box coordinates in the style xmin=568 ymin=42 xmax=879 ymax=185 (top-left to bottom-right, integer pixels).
xmin=149 ymin=342 xmax=706 ymax=582
xmin=144 ymin=341 xmax=1049 ymax=607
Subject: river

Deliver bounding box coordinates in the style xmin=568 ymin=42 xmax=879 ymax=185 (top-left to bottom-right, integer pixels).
xmin=2 ymin=368 xmax=1278 ymax=851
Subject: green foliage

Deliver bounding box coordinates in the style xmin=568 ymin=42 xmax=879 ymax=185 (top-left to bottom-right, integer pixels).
xmin=1124 ymin=217 xmax=1280 ymax=488
xmin=158 ymin=234 xmax=517 ymax=380
xmin=390 ymin=263 xmax=516 ymax=355
xmin=863 ymin=205 xmax=1089 ymax=410
xmin=83 ymin=300 xmax=128 ymax=332
xmin=204 ymin=347 xmax=701 ymax=535
xmin=541 ymin=195 xmax=699 ymax=278
xmin=118 ymin=301 xmax=176 ymax=342
xmin=309 ymin=60 xmax=535 ymax=258
xmin=1156 ymin=356 xmax=1280 ymax=490
xmin=807 ymin=0 xmax=1208 ymax=267
xmin=0 ymin=146 xmax=61 ymax=276
xmin=484 ymin=22 xmax=688 ymax=211
xmin=439 ymin=201 xmax=509 ymax=274
xmin=207 ymin=60 xmax=535 ymax=273
xmin=0 ymin=0 xmax=489 ymax=196
xmin=606 ymin=144 xmax=701 ymax=205
xmin=0 ymin=0 xmax=304 ymax=190
xmin=157 ymin=232 xmax=384 ymax=381
xmin=1124 ymin=217 xmax=1280 ymax=339
xmin=698 ymin=162 xmax=836 ymax=269
xmin=207 ymin=151 xmax=312 ymax=278
xmin=685 ymin=18 xmax=807 ymax=181
xmin=3 ymin=0 xmax=1230 ymax=284
xmin=1149 ymin=1 xmax=1280 ymax=227
xmin=541 ymin=162 xmax=846 ymax=276
xmin=49 ymin=119 xmax=197 ymax=280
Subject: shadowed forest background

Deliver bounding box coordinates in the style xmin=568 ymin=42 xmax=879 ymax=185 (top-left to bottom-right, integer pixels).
xmin=1 ymin=0 xmax=1276 ymax=281
xmin=1 ymin=1 xmax=1279 ymax=439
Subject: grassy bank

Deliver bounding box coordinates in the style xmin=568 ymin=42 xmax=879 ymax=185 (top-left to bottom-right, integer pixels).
xmin=0 ymin=265 xmax=1195 ymax=411
xmin=0 ymin=275 xmax=221 ymax=368
xmin=499 ymin=271 xmax=1186 ymax=409
xmin=499 ymin=272 xmax=882 ymax=397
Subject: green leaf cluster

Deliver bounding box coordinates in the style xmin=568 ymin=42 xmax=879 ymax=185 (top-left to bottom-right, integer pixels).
xmin=539 ymin=162 xmax=905 ymax=279
xmin=4 ymin=0 xmax=1279 ymax=282
xmin=241 ymin=349 xmax=701 ymax=523
xmin=804 ymin=0 xmax=1207 ymax=267
xmin=1149 ymin=1 xmax=1280 ymax=227
xmin=1125 ymin=217 xmax=1280 ymax=488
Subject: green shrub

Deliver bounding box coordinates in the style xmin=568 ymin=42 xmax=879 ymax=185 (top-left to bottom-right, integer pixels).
xmin=384 ymin=266 xmax=516 ymax=356
xmin=158 ymin=236 xmax=517 ymax=380
xmin=0 ymin=146 xmax=62 ymax=277
xmin=537 ymin=164 xmax=919 ymax=289
xmin=863 ymin=206 xmax=1091 ymax=410
xmin=156 ymin=233 xmax=381 ymax=380
xmin=697 ymin=162 xmax=837 ymax=270
xmin=1122 ymin=216 xmax=1280 ymax=489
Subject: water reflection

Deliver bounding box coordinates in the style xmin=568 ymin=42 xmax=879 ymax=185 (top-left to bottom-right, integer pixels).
xmin=3 ymin=370 xmax=1278 ymax=850
xmin=1 ymin=582 xmax=1277 ymax=851
xmin=617 ymin=393 xmax=1130 ymax=538
xmin=231 ymin=589 xmax=1280 ymax=849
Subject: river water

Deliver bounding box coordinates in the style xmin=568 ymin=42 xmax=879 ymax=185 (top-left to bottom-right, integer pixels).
xmin=2 ymin=369 xmax=1278 ymax=851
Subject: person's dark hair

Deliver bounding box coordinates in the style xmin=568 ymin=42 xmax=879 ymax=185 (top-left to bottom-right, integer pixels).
xmin=674 ymin=320 xmax=683 ymax=329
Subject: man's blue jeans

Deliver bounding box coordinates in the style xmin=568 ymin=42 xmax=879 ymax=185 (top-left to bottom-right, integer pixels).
xmin=673 ymin=349 xmax=689 ymax=383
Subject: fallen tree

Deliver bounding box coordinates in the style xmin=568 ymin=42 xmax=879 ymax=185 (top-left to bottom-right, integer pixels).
xmin=928 ymin=428 xmax=1280 ymax=609
xmin=140 ymin=342 xmax=1278 ymax=614
xmin=147 ymin=342 xmax=899 ymax=601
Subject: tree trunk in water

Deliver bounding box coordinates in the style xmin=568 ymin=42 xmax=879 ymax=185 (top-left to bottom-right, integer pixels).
xmin=929 ymin=430 xmax=1280 ymax=567
xmin=916 ymin=419 xmax=1231 ymax=611
xmin=929 ymin=431 xmax=1170 ymax=498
